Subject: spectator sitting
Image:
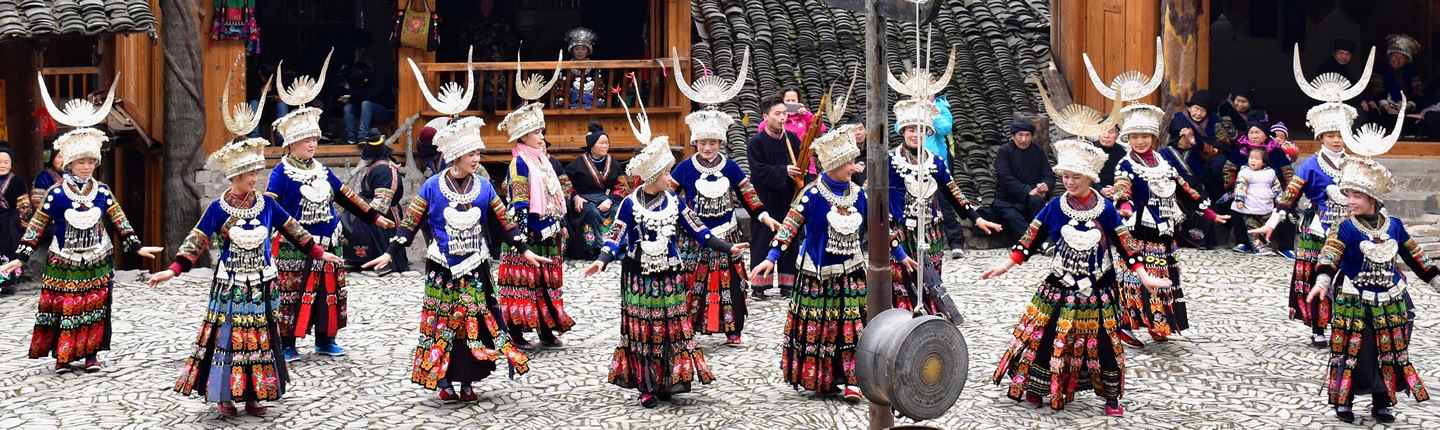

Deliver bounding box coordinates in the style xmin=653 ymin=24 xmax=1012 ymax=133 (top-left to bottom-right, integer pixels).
xmin=564 ymin=122 xmax=630 ymax=260
xmin=1317 ymin=39 xmax=1357 ymax=84
xmin=1363 ymin=34 xmax=1423 ymax=135
xmin=340 ymin=61 xmax=394 ymax=145
xmin=987 ymin=120 xmax=1053 ymax=242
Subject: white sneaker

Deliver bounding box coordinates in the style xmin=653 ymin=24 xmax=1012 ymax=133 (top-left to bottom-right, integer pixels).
xmin=949 ymin=248 xmax=965 ymax=259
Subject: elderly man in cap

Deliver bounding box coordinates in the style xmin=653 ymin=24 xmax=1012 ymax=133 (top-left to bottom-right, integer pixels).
xmin=988 ymin=120 xmax=1054 ymax=240
xmin=1317 ymin=39 xmax=1358 ymax=83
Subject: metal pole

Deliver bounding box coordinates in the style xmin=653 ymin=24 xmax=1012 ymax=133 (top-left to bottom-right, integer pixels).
xmin=863 ymin=1 xmax=894 ymax=429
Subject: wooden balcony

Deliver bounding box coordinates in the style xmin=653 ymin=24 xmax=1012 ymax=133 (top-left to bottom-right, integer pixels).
xmin=402 ymin=58 xmax=695 ymax=163
xmin=41 ymin=66 xmax=102 ymax=104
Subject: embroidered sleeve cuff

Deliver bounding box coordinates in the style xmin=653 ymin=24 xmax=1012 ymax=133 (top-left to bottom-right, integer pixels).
xmin=891 ymin=246 xmax=909 ymax=262
xmin=1201 ymin=209 xmax=1219 ymax=223
xmin=1129 ymin=261 xmax=1146 ymax=273
xmin=168 ymin=261 xmax=188 ymax=276
xmin=306 ymin=244 xmax=327 ymax=260
xmin=120 ymin=235 xmax=142 ymax=253
xmin=15 ymin=244 xmax=33 ymax=262
xmin=704 ymin=235 xmax=732 ymax=254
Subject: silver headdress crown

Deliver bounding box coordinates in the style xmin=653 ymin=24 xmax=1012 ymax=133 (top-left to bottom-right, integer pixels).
xmin=208 ymin=138 xmax=268 ymax=180
xmin=1294 ymin=44 xmax=1374 ymax=103
xmin=1084 ymin=37 xmax=1163 ymax=102
xmin=434 ymin=117 xmax=487 ymax=163
xmin=1032 ymin=75 xmax=1124 ymax=139
xmin=566 ymin=27 xmax=597 ymax=51
xmin=1118 ymin=104 xmax=1166 ymax=139
xmin=813 ymin=124 xmax=862 ymax=172
xmin=39 ymin=71 xmax=119 ymax=167
xmin=622 ymin=76 xmax=673 ymax=183
xmin=222 ymin=52 xmax=272 ymax=137
xmin=671 ymin=46 xmax=748 ymax=108
xmin=410 ymin=46 xmax=474 ymax=116
xmin=1386 ymin=34 xmax=1420 ymax=61
xmin=893 ymin=97 xmax=942 ymax=134
xmin=1052 ymin=139 xmax=1109 ymax=183
xmin=276 ymin=48 xmax=332 ymax=106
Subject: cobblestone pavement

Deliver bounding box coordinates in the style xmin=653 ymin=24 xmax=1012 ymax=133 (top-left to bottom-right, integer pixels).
xmin=1 ymin=249 xmax=1438 ymax=429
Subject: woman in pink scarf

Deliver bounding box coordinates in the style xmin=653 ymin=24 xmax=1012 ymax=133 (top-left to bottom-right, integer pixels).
xmin=496 ymin=102 xmax=576 ymax=351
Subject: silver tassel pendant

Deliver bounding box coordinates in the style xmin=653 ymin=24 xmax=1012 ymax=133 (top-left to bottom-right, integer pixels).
xmin=229 ymin=248 xmax=265 ymax=273
xmin=446 ymin=226 xmax=483 ymax=255
xmin=64 ymin=224 xmax=101 ymax=252
xmin=694 ymin=194 xmax=731 ymax=218
xmin=298 ymin=198 xmax=332 ymax=225
xmin=827 ymin=227 xmax=860 ymax=256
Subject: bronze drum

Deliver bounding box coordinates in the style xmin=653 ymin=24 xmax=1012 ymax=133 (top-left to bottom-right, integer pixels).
xmin=856 ymin=308 xmax=969 ymax=420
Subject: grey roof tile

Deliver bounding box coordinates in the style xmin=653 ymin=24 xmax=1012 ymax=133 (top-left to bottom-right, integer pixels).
xmin=0 ymin=0 xmax=153 ymax=43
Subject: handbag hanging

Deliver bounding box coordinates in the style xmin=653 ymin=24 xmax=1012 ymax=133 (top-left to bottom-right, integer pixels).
xmin=390 ymin=0 xmax=440 ymax=52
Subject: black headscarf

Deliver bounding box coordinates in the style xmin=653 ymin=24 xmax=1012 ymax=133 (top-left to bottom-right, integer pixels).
xmin=584 ymin=121 xmax=607 ymax=153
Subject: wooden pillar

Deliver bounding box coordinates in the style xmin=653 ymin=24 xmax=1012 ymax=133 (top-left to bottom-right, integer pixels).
xmin=1160 ymin=0 xmax=1207 ymax=123
xmin=394 ymin=0 xmax=436 ymax=131
xmin=862 ymin=1 xmax=893 ymax=428
xmin=2 ymin=40 xmax=42 ymax=182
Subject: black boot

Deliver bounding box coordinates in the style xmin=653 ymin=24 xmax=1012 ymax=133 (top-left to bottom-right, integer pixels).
xmin=1335 ymin=405 xmax=1354 ymax=423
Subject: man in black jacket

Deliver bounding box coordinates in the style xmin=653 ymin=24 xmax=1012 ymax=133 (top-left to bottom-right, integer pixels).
xmin=988 ymin=121 xmax=1053 ymax=240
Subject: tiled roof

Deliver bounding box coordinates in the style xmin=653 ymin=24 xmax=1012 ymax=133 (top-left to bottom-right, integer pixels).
xmin=695 ymin=0 xmax=1052 ymax=203
xmin=0 ymin=0 xmax=156 ymax=42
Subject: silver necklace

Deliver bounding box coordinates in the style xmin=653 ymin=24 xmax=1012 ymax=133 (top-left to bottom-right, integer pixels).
xmin=219 ymin=192 xmax=264 ymax=220
xmin=62 ymin=177 xmax=97 ymax=206
xmin=439 ymin=170 xmax=482 ymax=207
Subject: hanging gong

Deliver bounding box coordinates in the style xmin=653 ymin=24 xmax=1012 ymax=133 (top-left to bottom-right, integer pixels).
xmin=857 ymin=308 xmax=969 ymax=421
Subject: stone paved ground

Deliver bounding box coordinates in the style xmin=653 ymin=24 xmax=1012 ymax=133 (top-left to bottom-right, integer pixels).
xmin=1 ymin=249 xmax=1438 ymax=429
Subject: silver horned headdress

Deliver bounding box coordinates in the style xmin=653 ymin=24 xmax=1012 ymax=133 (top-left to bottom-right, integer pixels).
xmin=515 ymin=48 xmax=564 ymax=102
xmin=1031 ymin=75 xmax=1123 ymax=139
xmin=222 ymin=52 xmax=272 ymax=137
xmin=1294 ymin=44 xmax=1374 ymax=103
xmin=1084 ymin=37 xmax=1163 ymax=102
xmin=671 ymin=46 xmax=749 ymax=108
xmin=276 ymin=48 xmax=333 ymax=106
xmin=410 ymin=45 xmax=475 ymax=116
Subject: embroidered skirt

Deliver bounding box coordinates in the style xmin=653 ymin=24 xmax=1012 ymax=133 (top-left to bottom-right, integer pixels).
xmin=1288 ymin=212 xmax=1329 ymax=333
xmin=274 ymin=238 xmax=348 ymax=339
xmin=497 ymin=236 xmax=574 ymax=334
xmin=1118 ymin=224 xmax=1188 ymax=336
xmin=30 ymin=252 xmax=114 ymax=362
xmin=993 ymin=272 xmax=1125 ymax=409
xmin=608 ymin=258 xmax=714 ymax=394
xmin=682 ymin=229 xmax=748 ymax=336
xmin=174 ymin=276 xmax=287 ymax=402
xmin=1325 ymin=288 xmax=1427 ymax=407
xmin=413 ymin=261 xmax=529 ymax=389
xmin=782 ymin=269 xmax=867 ymax=394
xmin=889 ymin=219 xmax=946 ymax=312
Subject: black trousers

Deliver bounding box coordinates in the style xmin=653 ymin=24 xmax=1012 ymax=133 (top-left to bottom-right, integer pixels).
xmin=991 ymin=196 xmax=1047 ymax=242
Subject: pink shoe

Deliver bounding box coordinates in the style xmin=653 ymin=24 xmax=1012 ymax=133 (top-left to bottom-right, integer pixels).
xmin=1104 ymin=400 xmax=1124 ymax=416
xmin=1024 ymin=392 xmax=1044 ymax=405
xmin=842 ymin=385 xmax=863 ymax=402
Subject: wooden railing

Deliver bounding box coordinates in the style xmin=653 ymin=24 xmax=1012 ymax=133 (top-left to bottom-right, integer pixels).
xmin=41 ymin=66 xmax=102 ymax=103
xmin=406 ymin=58 xmax=694 ymax=163
xmin=415 ymin=59 xmax=683 ymax=116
